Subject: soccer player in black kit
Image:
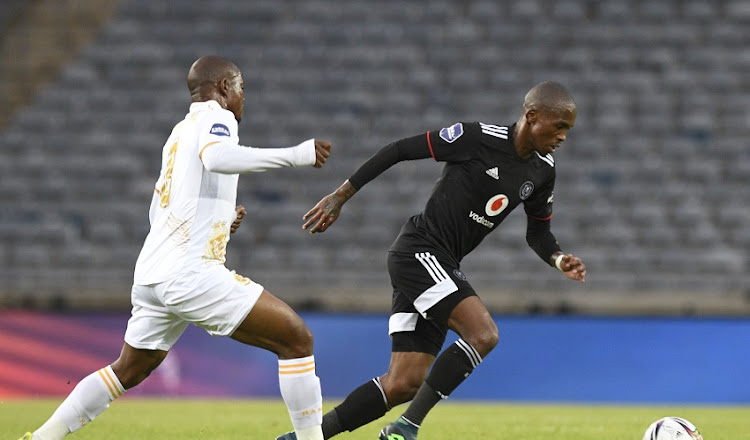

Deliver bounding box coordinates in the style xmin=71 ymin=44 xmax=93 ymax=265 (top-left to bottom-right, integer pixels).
xmin=278 ymin=81 xmax=586 ymax=440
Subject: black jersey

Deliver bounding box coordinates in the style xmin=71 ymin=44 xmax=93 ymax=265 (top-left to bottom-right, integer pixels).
xmin=389 ymin=122 xmax=556 ymax=265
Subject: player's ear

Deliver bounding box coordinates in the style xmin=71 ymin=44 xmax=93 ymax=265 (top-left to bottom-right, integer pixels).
xmin=218 ymin=77 xmax=231 ymax=97
xmin=525 ymin=109 xmax=537 ymax=124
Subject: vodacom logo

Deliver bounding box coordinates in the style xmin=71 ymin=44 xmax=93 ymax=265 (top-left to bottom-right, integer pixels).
xmin=485 ymin=194 xmax=509 ymax=216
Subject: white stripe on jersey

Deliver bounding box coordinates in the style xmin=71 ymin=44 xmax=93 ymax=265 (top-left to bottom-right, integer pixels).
xmin=535 ymin=151 xmax=555 ymax=167
xmin=479 ymin=123 xmax=509 ymax=139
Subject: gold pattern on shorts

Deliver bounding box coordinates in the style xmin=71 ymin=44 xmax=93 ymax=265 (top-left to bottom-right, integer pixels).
xmin=232 ymin=271 xmax=253 ymax=285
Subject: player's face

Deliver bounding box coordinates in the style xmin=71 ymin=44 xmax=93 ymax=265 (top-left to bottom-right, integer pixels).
xmin=528 ymin=107 xmax=576 ymax=155
xmin=225 ymin=74 xmax=245 ymax=122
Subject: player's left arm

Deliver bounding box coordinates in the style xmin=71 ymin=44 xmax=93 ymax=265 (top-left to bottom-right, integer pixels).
xmin=199 ymin=112 xmax=331 ymax=173
xmin=202 ymin=139 xmax=330 ymax=173
xmin=552 ymin=250 xmax=586 ymax=282
xmin=524 ymin=179 xmax=586 ymax=282
xmin=526 ymin=218 xmax=586 ymax=282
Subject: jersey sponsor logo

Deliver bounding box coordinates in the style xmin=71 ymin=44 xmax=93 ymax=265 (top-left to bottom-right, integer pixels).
xmin=479 ymin=123 xmax=509 ymax=139
xmin=469 ymin=210 xmax=494 ymax=229
xmin=209 ymin=123 xmax=231 ymax=137
xmin=439 ymin=122 xmax=464 ymax=143
xmin=485 ymin=167 xmax=499 ymax=180
xmin=519 ymin=181 xmax=534 ymax=200
xmin=484 ymin=194 xmax=509 ymax=216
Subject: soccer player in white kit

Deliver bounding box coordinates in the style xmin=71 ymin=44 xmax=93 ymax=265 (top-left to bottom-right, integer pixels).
xmin=19 ymin=55 xmax=331 ymax=440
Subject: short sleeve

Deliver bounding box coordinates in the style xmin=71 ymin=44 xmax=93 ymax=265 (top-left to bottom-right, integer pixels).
xmin=426 ymin=122 xmax=481 ymax=163
xmin=198 ymin=109 xmax=240 ymax=157
xmin=524 ymin=174 xmax=555 ymax=220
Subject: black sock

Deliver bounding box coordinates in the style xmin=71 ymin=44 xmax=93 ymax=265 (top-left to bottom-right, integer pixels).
xmin=323 ymin=378 xmax=389 ymax=438
xmin=399 ymin=383 xmax=441 ymax=428
xmin=321 ymin=411 xmax=342 ymax=439
xmin=402 ymin=339 xmax=482 ymax=426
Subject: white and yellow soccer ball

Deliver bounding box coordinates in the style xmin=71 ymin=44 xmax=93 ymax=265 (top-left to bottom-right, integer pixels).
xmin=642 ymin=416 xmax=703 ymax=440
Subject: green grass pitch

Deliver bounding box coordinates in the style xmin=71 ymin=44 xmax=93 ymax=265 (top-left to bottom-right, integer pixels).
xmin=1 ymin=399 xmax=748 ymax=439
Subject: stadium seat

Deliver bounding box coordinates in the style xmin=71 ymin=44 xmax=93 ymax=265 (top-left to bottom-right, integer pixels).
xmin=1 ymin=0 xmax=748 ymax=312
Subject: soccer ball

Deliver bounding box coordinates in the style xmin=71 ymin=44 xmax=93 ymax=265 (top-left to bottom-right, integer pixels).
xmin=642 ymin=416 xmax=702 ymax=440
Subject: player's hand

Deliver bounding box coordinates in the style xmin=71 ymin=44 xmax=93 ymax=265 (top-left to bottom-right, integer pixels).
xmin=559 ymin=254 xmax=586 ymax=282
xmin=303 ymin=181 xmax=357 ymax=234
xmin=313 ymin=140 xmax=331 ymax=168
xmin=302 ymin=192 xmax=342 ymax=233
xmin=231 ymin=205 xmax=246 ymax=233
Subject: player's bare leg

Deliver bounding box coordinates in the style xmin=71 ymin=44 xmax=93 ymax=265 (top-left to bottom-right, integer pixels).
xmin=111 ymin=344 xmax=169 ymax=388
xmin=379 ymin=352 xmax=434 ymax=405
xmin=446 ymin=296 xmax=498 ymax=358
xmin=230 ymin=289 xmax=313 ymax=358
xmin=27 ymin=344 xmax=166 ymax=440
xmin=305 ymin=343 xmax=435 ymax=439
xmin=380 ymin=296 xmax=498 ymax=439
xmin=232 ymin=289 xmax=323 ymax=440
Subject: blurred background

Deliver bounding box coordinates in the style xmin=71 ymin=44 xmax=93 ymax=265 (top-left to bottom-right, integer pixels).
xmin=1 ymin=0 xmax=749 ymax=402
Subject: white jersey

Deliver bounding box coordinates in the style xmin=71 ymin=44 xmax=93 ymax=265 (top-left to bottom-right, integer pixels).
xmin=134 ymin=100 xmax=316 ymax=285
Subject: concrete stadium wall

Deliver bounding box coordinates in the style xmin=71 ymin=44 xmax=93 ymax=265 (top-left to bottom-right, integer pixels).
xmin=1 ymin=311 xmax=747 ymax=403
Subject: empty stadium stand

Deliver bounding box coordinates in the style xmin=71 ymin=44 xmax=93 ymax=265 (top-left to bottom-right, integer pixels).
xmin=1 ymin=0 xmax=749 ymax=315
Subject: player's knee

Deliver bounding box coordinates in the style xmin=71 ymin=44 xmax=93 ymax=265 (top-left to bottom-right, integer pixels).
xmin=117 ymin=369 xmax=149 ymax=389
xmin=111 ymin=352 xmax=165 ymax=389
xmin=381 ymin=374 xmax=422 ymax=406
xmin=279 ymin=320 xmax=314 ymax=359
xmin=466 ymin=326 xmax=499 ymax=357
xmin=112 ymin=360 xmax=161 ymax=389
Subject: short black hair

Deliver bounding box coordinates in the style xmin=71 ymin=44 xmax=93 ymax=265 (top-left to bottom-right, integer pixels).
xmin=523 ymin=81 xmax=576 ymax=113
xmin=187 ymin=55 xmax=240 ymax=95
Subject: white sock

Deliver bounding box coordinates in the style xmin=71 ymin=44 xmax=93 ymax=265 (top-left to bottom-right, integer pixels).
xmin=34 ymin=365 xmax=125 ymax=440
xmin=278 ymin=355 xmax=323 ymax=440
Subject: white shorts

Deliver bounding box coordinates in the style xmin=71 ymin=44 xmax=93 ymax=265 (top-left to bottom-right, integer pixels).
xmin=124 ymin=265 xmax=264 ymax=351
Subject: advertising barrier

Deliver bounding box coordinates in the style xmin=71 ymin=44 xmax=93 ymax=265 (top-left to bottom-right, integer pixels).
xmin=0 ymin=311 xmax=747 ymax=403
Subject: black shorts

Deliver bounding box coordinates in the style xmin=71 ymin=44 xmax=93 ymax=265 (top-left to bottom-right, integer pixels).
xmin=387 ymin=250 xmax=477 ymax=356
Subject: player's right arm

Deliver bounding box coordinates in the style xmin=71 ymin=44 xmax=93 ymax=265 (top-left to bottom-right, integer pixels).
xmin=302 ymin=124 xmax=474 ymax=233
xmin=302 ymin=132 xmax=431 ymax=233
